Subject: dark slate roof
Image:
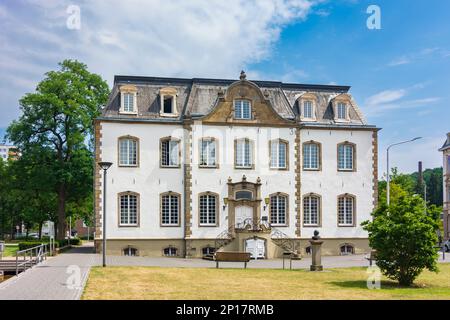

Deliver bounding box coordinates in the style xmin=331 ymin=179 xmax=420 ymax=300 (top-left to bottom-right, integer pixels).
xmin=101 ymin=75 xmax=369 ymax=126
xmin=439 ymin=133 xmax=450 ymax=151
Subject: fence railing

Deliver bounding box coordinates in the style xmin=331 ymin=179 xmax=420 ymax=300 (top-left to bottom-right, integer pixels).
xmin=15 ymin=243 xmax=49 ymax=276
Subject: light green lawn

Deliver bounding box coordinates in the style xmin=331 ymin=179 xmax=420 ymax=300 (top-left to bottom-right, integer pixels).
xmin=82 ymin=264 xmax=450 ymax=300
xmin=1 ymin=244 xmax=19 ymax=257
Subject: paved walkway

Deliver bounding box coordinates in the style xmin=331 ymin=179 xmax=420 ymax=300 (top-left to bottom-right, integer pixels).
xmin=0 ymin=244 xmax=96 ymax=300
xmin=0 ymin=242 xmax=448 ymax=300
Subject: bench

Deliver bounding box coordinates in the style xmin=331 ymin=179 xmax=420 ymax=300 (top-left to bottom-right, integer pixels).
xmin=366 ymin=250 xmax=377 ymax=266
xmin=214 ymin=251 xmax=251 ymax=269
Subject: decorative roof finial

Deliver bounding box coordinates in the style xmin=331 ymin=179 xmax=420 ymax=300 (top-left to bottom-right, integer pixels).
xmin=239 ymin=70 xmax=247 ymax=81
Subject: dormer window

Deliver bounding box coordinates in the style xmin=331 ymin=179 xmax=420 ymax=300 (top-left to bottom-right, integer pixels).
xmin=337 ymin=102 xmax=347 ymax=120
xmin=163 ymin=96 xmax=174 ymax=114
xmin=234 ymin=100 xmax=251 ymax=119
xmin=119 ymin=85 xmax=137 ymax=114
xmin=298 ymin=93 xmax=317 ymax=121
xmin=159 ymin=87 xmax=178 ymax=117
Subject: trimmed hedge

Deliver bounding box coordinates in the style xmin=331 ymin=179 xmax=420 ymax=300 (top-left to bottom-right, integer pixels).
xmin=18 ymin=238 xmax=81 ymax=251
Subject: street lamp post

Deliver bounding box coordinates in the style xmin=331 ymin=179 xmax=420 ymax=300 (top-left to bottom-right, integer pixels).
xmin=386 ymin=137 xmax=422 ymax=205
xmin=98 ymin=161 xmax=113 ymax=267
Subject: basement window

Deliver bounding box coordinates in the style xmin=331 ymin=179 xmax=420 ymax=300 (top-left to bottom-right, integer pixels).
xmin=163 ymin=247 xmax=178 ymax=257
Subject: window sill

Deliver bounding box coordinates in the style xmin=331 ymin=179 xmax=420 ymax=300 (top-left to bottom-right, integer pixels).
xmin=119 ymin=111 xmax=138 ymax=115
xmin=199 ymin=165 xmax=219 ymax=169
xmin=234 ymin=166 xmax=254 ymax=170
xmin=271 ymin=224 xmax=288 ymax=227
xmin=338 ymin=224 xmax=355 ymax=227
xmin=118 ymin=224 xmax=139 ymax=228
xmin=337 ymin=169 xmax=355 ymax=172
xmin=300 ymin=118 xmax=317 ymax=122
xmin=269 ymin=167 xmax=288 ymax=171
xmin=118 ymin=164 xmax=138 ymax=168
xmin=161 ymin=165 xmax=181 ymax=169
xmin=161 ymin=224 xmax=181 ymax=227
xmin=303 ymin=168 xmax=320 ymax=171
xmin=160 ymin=113 xmax=179 ymax=118
xmin=199 ymin=224 xmax=219 ymax=227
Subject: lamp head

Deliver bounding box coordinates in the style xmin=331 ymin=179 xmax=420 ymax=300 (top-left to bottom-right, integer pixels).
xmin=98 ymin=161 xmax=113 ymax=170
xmin=412 ymin=137 xmax=422 ymax=141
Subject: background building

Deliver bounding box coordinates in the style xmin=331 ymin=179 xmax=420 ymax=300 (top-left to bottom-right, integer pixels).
xmin=439 ymin=133 xmax=450 ymax=240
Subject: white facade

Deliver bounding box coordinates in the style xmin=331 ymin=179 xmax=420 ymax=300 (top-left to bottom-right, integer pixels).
xmin=95 ymin=74 xmax=378 ymax=257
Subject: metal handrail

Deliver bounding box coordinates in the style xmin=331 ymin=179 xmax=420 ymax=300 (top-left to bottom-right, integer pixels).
xmin=15 ymin=243 xmax=49 ymax=276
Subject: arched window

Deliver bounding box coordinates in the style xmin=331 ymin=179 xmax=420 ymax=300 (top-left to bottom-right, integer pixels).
xmin=199 ymin=192 xmax=218 ymax=226
xmin=235 ymin=138 xmax=253 ymax=169
xmin=234 ymin=99 xmax=251 ymax=119
xmin=123 ymin=247 xmax=138 ymax=256
xmin=202 ymin=247 xmax=215 ymax=256
xmin=338 ymin=194 xmax=355 ymax=226
xmin=160 ymin=137 xmax=180 ymax=168
xmin=270 ymin=193 xmax=288 ymax=226
xmin=303 ymin=141 xmax=321 ymax=170
xmin=340 ymin=244 xmax=354 ymax=255
xmin=235 ymin=190 xmax=253 ymax=200
xmin=337 ymin=142 xmax=355 ymax=171
xmin=303 ymin=194 xmax=320 ymax=226
xmin=163 ymin=247 xmax=178 ymax=257
xmin=118 ymin=136 xmax=139 ymax=167
xmin=118 ymin=192 xmax=139 ymax=226
xmin=270 ymin=139 xmax=288 ymax=169
xmin=160 ymin=192 xmax=180 ymax=226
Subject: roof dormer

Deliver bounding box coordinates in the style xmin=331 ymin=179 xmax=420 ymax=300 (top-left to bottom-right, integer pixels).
xmin=297 ymin=93 xmax=318 ymax=122
xmin=159 ymin=87 xmax=178 ymax=117
xmin=119 ymin=84 xmax=138 ymax=115
xmin=332 ymin=93 xmax=352 ymax=123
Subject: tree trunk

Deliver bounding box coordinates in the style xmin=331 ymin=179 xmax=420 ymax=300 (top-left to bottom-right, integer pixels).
xmin=38 ymin=221 xmax=43 ymax=240
xmin=56 ymin=184 xmax=67 ymax=240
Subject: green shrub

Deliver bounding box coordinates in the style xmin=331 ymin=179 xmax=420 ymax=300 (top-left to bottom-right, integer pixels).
xmin=18 ymin=238 xmax=80 ymax=251
xmin=18 ymin=241 xmax=51 ymax=251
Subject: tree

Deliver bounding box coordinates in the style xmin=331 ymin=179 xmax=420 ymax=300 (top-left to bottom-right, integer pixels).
xmin=6 ymin=60 xmax=109 ymax=240
xmin=362 ymin=183 xmax=439 ymax=286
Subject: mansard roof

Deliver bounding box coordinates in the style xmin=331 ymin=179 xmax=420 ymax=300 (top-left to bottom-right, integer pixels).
xmin=100 ymin=73 xmax=371 ymax=127
xmin=439 ymin=133 xmax=450 ymax=151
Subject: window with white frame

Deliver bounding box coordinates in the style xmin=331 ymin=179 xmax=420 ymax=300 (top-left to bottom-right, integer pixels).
xmin=200 ymin=138 xmax=216 ymax=167
xmin=338 ymin=196 xmax=354 ymax=226
xmin=163 ymin=247 xmax=177 ymax=256
xmin=270 ymin=194 xmax=287 ymax=225
xmin=337 ymin=102 xmax=347 ymax=120
xmin=303 ymin=195 xmax=319 ymax=226
xmin=303 ymin=100 xmax=314 ymax=119
xmin=119 ymin=138 xmax=138 ymax=166
xmin=234 ymin=100 xmax=251 ymax=119
xmin=202 ymin=247 xmax=215 ymax=255
xmin=270 ymin=140 xmax=287 ymax=169
xmin=303 ymin=142 xmax=320 ymax=170
xmin=340 ymin=244 xmax=354 ymax=255
xmin=119 ymin=193 xmax=138 ymax=226
xmin=235 ymin=139 xmax=252 ymax=168
xmin=161 ymin=193 xmax=179 ymax=226
xmin=338 ymin=143 xmax=354 ymax=171
xmin=122 ymin=93 xmax=135 ymax=113
xmin=199 ymin=193 xmax=217 ymax=226
xmin=161 ymin=139 xmax=180 ymax=167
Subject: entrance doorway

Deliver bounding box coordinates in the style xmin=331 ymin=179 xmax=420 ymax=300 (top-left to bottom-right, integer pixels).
xmin=235 ymin=205 xmax=253 ymax=228
xmin=245 ymin=238 xmax=265 ymax=259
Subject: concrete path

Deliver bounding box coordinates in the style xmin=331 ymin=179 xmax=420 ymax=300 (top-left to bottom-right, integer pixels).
xmin=0 ymin=243 xmax=96 ymax=300
xmin=0 ymin=242 xmax=448 ymax=300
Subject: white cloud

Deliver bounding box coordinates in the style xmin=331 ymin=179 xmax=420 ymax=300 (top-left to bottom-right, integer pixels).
xmin=0 ymin=0 xmax=320 ymax=129
xmin=363 ymin=86 xmax=440 ymax=118
xmin=388 ymin=57 xmax=411 ymax=67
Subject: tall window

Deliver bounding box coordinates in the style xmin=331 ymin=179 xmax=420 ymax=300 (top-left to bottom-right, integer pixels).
xmin=303 ymin=142 xmax=320 ymax=170
xmin=161 ymin=193 xmax=180 ymax=226
xmin=270 ymin=194 xmax=287 ymax=226
xmin=161 ymin=138 xmax=180 ymax=167
xmin=234 ymin=100 xmax=251 ymax=119
xmin=163 ymin=96 xmax=174 ymax=113
xmin=119 ymin=193 xmax=138 ymax=226
xmin=200 ymin=138 xmax=217 ymax=167
xmin=123 ymin=93 xmax=135 ymax=112
xmin=303 ymin=195 xmax=319 ymax=226
xmin=303 ymin=100 xmax=313 ymax=118
xmin=199 ymin=193 xmax=217 ymax=226
xmin=119 ymin=137 xmax=138 ymax=166
xmin=338 ymin=195 xmax=354 ymax=226
xmin=235 ymin=139 xmax=252 ymax=168
xmin=338 ymin=143 xmax=355 ymax=171
xmin=270 ymin=140 xmax=287 ymax=169
xmin=337 ymin=102 xmax=347 ymax=119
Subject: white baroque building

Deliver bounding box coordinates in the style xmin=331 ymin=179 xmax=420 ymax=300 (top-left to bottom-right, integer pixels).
xmin=94 ymin=72 xmax=379 ymax=258
xmin=440 ymin=133 xmax=450 ymax=240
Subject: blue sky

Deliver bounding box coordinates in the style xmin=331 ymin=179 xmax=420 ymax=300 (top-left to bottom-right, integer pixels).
xmin=0 ymin=0 xmax=449 ymax=175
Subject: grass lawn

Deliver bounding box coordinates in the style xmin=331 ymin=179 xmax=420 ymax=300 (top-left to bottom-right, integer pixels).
xmin=1 ymin=244 xmax=19 ymax=257
xmin=82 ymin=264 xmax=450 ymax=300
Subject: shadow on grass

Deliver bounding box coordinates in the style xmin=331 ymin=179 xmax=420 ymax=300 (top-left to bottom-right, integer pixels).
xmin=328 ymin=280 xmax=425 ymax=290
